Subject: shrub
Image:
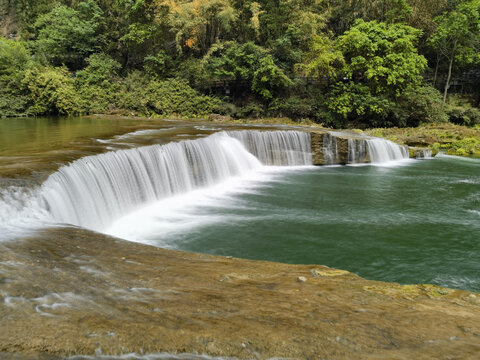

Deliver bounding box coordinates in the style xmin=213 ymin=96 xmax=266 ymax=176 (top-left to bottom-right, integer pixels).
xmin=143 ymin=50 xmax=174 ymax=78
xmin=76 ymin=53 xmax=121 ymax=113
xmin=0 ymin=38 xmax=34 ymax=116
xmin=269 ymin=96 xmax=314 ymax=120
xmin=446 ymin=96 xmax=480 ymax=126
xmin=115 ymin=71 xmax=150 ymax=113
xmin=22 ymin=67 xmax=85 ymax=115
xmin=0 ymin=94 xmax=30 ymax=117
xmin=395 ymin=85 xmax=449 ymax=126
xmin=141 ymin=79 xmax=221 ymax=117
xmin=233 ymin=102 xmax=265 ymax=119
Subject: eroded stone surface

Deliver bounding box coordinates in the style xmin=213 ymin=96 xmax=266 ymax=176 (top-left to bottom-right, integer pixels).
xmin=1 ymin=227 xmax=479 ymax=359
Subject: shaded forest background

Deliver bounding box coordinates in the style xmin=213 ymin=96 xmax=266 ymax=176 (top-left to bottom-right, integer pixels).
xmin=1 ymin=0 xmax=479 ymax=128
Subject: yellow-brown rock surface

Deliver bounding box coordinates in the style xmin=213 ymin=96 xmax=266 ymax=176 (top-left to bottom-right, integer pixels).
xmin=1 ymin=228 xmax=479 ymax=359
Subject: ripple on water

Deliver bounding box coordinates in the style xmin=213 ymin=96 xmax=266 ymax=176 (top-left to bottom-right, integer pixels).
xmin=68 ymin=353 xmax=288 ymax=360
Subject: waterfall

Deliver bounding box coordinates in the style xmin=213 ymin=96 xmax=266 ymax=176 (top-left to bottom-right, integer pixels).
xmin=347 ymin=139 xmax=368 ymax=164
xmin=38 ymin=131 xmax=311 ymax=231
xmin=323 ymin=133 xmax=338 ymax=165
xmin=0 ymin=128 xmax=417 ymax=238
xmin=346 ymin=137 xmax=410 ymax=164
xmin=227 ymin=130 xmax=312 ymax=166
xmin=416 ymin=149 xmax=433 ymax=159
xmin=365 ymin=138 xmax=409 ymax=163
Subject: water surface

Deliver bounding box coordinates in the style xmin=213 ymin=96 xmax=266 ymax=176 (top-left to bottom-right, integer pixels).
xmin=1 ymin=117 xmax=479 ymax=292
xmin=110 ymin=156 xmax=480 ymax=292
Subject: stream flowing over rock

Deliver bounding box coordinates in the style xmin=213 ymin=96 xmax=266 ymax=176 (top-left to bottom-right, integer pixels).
xmin=310 ymin=130 xmax=414 ymax=165
xmin=1 ymin=123 xmax=477 ymax=360
xmin=1 ymin=129 xmax=430 ymax=235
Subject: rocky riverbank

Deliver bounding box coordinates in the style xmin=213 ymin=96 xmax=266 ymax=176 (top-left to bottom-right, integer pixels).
xmin=1 ymin=228 xmax=479 ymax=359
xmin=365 ymin=123 xmax=480 ymax=157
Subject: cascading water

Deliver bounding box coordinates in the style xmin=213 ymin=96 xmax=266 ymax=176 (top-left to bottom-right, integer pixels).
xmin=416 ymin=149 xmax=433 ymax=159
xmin=0 ymin=128 xmax=421 ymax=240
xmin=344 ymin=135 xmax=408 ymax=164
xmin=365 ymin=138 xmax=409 ymax=163
xmin=228 ymin=130 xmax=312 ymax=166
xmin=323 ymin=133 xmax=338 ymax=165
xmin=36 ymin=130 xmax=311 ymax=232
xmin=347 ymin=138 xmax=368 ymax=164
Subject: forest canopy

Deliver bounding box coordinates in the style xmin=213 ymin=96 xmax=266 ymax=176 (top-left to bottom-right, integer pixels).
xmin=1 ymin=0 xmax=479 ymax=128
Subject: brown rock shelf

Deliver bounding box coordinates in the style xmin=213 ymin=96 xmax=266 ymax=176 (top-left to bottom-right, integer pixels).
xmin=1 ymin=228 xmax=479 ymax=359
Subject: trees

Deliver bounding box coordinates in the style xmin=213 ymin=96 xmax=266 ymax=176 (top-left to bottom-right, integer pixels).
xmin=428 ymin=0 xmax=480 ymax=102
xmin=327 ymin=0 xmax=412 ymax=34
xmin=0 ymin=37 xmax=32 ymax=86
xmin=204 ymin=41 xmax=292 ymax=100
xmin=1 ymin=0 xmax=478 ymax=124
xmin=157 ymin=0 xmax=238 ymax=55
xmin=75 ymin=53 xmax=122 ymax=113
xmin=33 ymin=0 xmax=105 ymax=69
xmin=298 ymin=34 xmax=344 ymax=78
xmin=307 ymin=20 xmax=428 ymax=126
xmin=22 ymin=66 xmax=84 ymax=115
xmin=0 ymin=38 xmax=33 ymax=116
xmin=336 ymin=20 xmax=426 ymax=96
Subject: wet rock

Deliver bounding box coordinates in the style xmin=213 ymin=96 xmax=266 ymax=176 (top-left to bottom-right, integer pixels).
xmin=1 ymin=227 xmax=480 ymax=359
xmin=312 ymin=268 xmax=350 ymax=277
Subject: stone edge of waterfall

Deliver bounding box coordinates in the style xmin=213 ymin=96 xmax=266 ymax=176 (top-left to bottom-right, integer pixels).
xmin=310 ymin=130 xmax=433 ymax=165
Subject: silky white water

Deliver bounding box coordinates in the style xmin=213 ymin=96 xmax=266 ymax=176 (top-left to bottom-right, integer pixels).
xmin=3 ymin=126 xmax=479 ymax=293
xmin=365 ymin=138 xmax=410 ymax=163
xmin=228 ymin=130 xmax=312 ymax=165
xmin=323 ymin=133 xmax=339 ymax=164
xmin=40 ymin=132 xmax=262 ymax=231
xmin=0 ymin=130 xmax=313 ymax=237
xmin=347 ymin=138 xmax=368 ymax=164
xmin=0 ymin=129 xmax=413 ymax=242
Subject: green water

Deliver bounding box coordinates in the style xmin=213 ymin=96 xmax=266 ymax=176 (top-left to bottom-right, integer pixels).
xmin=0 ymin=116 xmax=285 ymax=180
xmin=153 ymin=157 xmax=480 ymax=292
xmin=1 ymin=117 xmax=479 ymax=292
xmin=0 ymin=116 xmax=135 ymax=155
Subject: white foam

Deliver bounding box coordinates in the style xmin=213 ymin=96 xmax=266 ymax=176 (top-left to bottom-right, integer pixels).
xmin=96 ymin=129 xmax=174 ymax=143
xmin=105 ymin=168 xmax=276 ymax=245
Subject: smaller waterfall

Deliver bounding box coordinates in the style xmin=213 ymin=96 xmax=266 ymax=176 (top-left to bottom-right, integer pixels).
xmin=227 ymin=130 xmax=312 ymax=166
xmin=347 ymin=139 xmax=368 ymax=164
xmin=416 ymin=149 xmax=433 ymax=159
xmin=366 ymin=138 xmax=409 ymax=163
xmin=323 ymin=133 xmax=338 ymax=165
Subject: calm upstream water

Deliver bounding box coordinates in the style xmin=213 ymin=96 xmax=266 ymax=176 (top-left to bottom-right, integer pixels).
xmin=1 ymin=117 xmax=479 ymax=292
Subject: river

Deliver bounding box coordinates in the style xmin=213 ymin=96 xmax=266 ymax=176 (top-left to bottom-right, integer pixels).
xmin=1 ymin=116 xmax=479 ymax=292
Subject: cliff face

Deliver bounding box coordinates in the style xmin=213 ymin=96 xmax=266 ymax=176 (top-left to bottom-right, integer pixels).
xmin=0 ymin=0 xmax=18 ymax=38
xmin=1 ymin=227 xmax=479 ymax=359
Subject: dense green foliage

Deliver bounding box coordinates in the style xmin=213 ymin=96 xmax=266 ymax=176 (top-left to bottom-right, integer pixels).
xmin=1 ymin=0 xmax=480 ymax=127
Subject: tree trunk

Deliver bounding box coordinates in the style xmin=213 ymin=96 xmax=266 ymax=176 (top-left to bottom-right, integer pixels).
xmin=443 ymin=42 xmax=457 ymax=103
xmin=433 ymin=56 xmax=440 ymax=87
